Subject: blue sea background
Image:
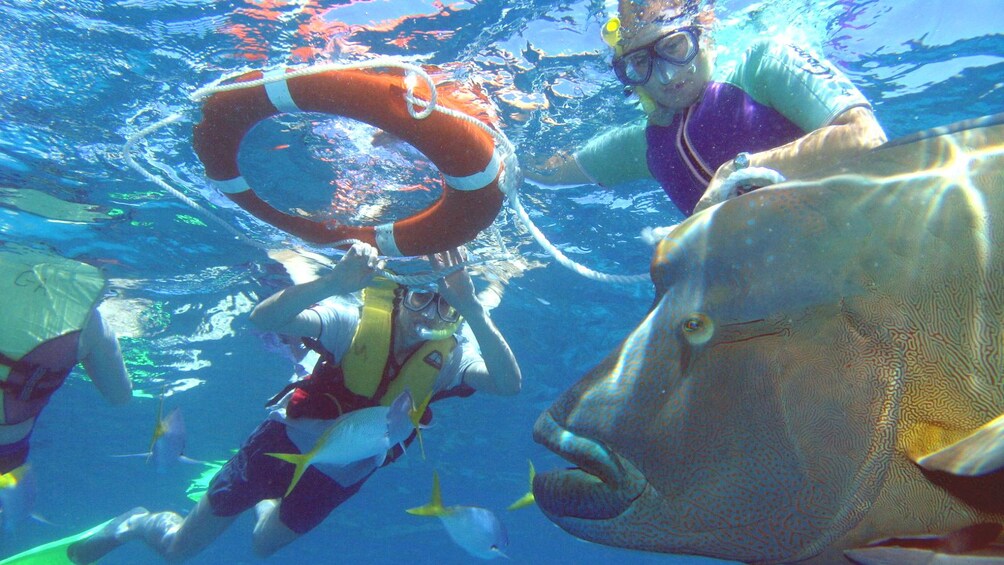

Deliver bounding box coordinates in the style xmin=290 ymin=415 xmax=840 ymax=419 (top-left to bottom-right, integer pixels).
xmin=0 ymin=0 xmax=1001 ymax=563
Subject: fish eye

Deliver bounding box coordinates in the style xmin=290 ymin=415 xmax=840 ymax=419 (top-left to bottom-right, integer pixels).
xmin=680 ymin=313 xmax=713 ymax=345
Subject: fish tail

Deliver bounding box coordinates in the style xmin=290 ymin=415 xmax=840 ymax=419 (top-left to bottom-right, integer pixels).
xmin=405 ymin=471 xmax=446 ymax=517
xmin=0 ymin=464 xmax=28 ymax=489
xmin=507 ymin=459 xmax=536 ymax=510
xmin=265 ymin=452 xmax=310 ymax=497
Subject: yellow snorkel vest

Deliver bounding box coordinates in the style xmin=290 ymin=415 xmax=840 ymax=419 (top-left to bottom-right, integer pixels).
xmin=341 ymin=278 xmax=459 ymax=409
xmin=0 ymin=249 xmax=104 ymax=377
xmin=0 ymin=248 xmax=105 ymax=424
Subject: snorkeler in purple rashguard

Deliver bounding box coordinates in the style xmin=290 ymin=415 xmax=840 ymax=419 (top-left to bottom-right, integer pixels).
xmin=526 ymin=0 xmax=887 ymax=216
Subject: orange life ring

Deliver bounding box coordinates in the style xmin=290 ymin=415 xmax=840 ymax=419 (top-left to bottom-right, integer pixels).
xmin=192 ymin=68 xmax=505 ymax=256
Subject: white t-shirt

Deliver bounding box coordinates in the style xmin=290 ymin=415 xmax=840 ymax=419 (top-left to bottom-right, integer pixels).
xmin=267 ymin=299 xmax=483 ymax=485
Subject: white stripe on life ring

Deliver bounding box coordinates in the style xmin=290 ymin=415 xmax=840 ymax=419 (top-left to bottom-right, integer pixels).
xmin=441 ymin=149 xmax=500 ymax=191
xmin=213 ymin=176 xmax=251 ymax=194
xmin=374 ymin=223 xmax=402 ymax=257
xmin=263 ymin=69 xmax=300 ymax=114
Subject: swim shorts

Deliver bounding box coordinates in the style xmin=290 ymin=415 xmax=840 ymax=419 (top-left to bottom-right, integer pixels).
xmin=0 ymin=436 xmax=30 ymax=475
xmin=206 ymin=419 xmax=370 ymax=534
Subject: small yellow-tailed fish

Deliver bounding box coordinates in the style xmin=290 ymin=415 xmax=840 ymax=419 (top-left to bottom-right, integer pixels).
xmin=407 ymin=471 xmax=509 ymax=560
xmin=268 ymin=390 xmax=414 ymax=496
xmin=113 ymin=390 xmax=202 ymax=473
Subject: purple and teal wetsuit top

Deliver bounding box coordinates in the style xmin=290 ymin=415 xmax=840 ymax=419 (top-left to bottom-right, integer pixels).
xmin=574 ymin=40 xmax=872 ymax=215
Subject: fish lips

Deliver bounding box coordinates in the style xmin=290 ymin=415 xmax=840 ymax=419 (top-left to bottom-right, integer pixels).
xmin=532 ymin=410 xmax=647 ymax=521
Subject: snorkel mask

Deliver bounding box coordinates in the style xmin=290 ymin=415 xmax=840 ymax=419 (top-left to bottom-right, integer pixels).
xmin=606 ymin=0 xmax=708 ymax=113
xmin=400 ymin=286 xmax=464 ymax=341
xmin=603 ymin=16 xmax=657 ymax=114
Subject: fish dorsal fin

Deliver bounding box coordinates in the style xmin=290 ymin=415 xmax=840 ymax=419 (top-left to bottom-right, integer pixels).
xmin=406 ymin=471 xmax=447 ymax=517
xmin=148 ymin=387 xmax=168 ymax=456
xmin=916 ymin=414 xmax=1004 ymax=476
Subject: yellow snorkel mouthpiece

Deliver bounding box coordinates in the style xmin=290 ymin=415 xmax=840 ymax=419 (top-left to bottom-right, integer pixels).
xmin=602 ymin=16 xmax=623 ymax=55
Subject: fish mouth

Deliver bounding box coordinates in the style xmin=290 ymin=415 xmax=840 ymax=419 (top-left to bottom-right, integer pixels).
xmin=532 ymin=410 xmax=647 ymax=521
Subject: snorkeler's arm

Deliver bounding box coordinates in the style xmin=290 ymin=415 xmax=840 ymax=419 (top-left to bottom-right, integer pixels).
xmin=250 ymin=242 xmax=382 ymax=337
xmin=696 ymin=106 xmax=886 ymax=213
xmin=740 ymin=40 xmax=887 ymax=175
xmin=524 ymin=149 xmax=594 ymax=186
xmin=740 ymin=106 xmax=886 ymax=181
xmin=697 ymin=41 xmax=887 ymax=212
xmin=433 ymin=249 xmax=521 ymax=396
xmin=78 ymin=307 xmax=132 ymax=406
xmin=458 ymin=307 xmax=522 ymax=396
xmin=524 ymin=122 xmax=652 ymax=188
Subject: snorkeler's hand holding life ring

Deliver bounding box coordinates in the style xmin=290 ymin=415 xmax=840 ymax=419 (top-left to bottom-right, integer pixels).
xmin=192 ymin=68 xmax=504 ymax=257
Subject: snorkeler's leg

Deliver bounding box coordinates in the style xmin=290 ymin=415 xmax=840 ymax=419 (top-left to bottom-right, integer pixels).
xmin=67 ymin=497 xmax=237 ymax=564
xmin=156 ymin=496 xmax=239 ymax=561
xmin=249 ymin=463 xmax=372 ymax=558
xmin=67 ymin=506 xmax=148 ymax=564
xmin=251 ymin=499 xmax=300 ymax=558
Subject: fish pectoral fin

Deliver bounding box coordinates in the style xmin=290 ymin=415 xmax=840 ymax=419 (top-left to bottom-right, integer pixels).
xmin=915 ymin=414 xmax=1004 ymax=476
xmin=845 ymin=523 xmax=1004 ymax=564
xmin=111 ymin=452 xmax=153 ymax=459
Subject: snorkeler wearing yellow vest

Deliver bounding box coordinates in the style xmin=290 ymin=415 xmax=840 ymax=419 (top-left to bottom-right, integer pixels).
xmin=68 ymin=242 xmax=522 ymax=564
xmin=0 ymin=247 xmax=131 ymax=475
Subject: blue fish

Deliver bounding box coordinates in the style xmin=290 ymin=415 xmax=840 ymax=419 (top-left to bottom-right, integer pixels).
xmin=407 ymin=472 xmax=509 ymax=560
xmin=267 ymin=390 xmax=415 ymax=496
xmin=115 ymin=394 xmax=202 ymax=472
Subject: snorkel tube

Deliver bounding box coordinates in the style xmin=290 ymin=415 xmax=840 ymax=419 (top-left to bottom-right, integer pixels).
xmin=602 ymin=15 xmax=658 ymax=114
xmin=601 ymin=16 xmax=623 ymax=52
xmin=416 ymin=321 xmax=463 ymax=342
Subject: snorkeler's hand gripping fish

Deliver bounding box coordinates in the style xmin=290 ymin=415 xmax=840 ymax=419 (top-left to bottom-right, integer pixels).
xmin=267 ymin=390 xmax=415 ymax=496
xmin=407 ymin=471 xmax=510 ymax=560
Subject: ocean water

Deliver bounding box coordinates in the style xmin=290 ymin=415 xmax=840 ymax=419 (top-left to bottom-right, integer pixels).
xmin=0 ymin=0 xmax=1001 ymax=564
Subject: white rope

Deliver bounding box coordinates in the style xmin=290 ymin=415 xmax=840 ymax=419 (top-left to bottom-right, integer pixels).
xmin=122 ymin=112 xmax=268 ymax=250
xmin=314 ymin=237 xmax=505 ymax=287
xmin=509 ymin=192 xmax=650 ymax=285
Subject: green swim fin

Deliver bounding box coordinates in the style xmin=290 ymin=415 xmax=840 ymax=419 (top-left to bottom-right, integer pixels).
xmin=0 ymin=519 xmax=111 ymax=565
